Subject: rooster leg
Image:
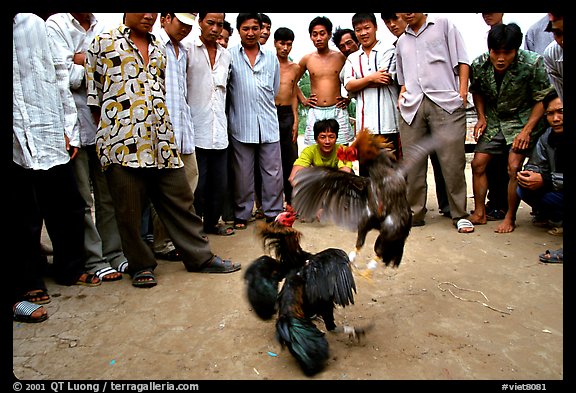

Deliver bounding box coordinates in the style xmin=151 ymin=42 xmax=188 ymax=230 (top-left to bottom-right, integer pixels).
xmin=357 ymin=256 xmax=382 ymax=281
xmin=348 ymin=247 xmax=361 ymax=265
xmin=331 ymin=323 xmax=374 ymax=342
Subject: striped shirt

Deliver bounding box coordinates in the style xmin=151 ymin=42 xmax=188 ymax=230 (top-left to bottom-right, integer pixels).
xmin=86 ymin=24 xmax=182 ymax=170
xmin=543 ymin=41 xmax=563 ymax=102
xmin=227 ymin=43 xmax=280 ymax=144
xmin=46 ymin=13 xmax=105 ymax=146
xmin=13 ymin=13 xmax=78 ymax=170
xmin=158 ymin=28 xmax=195 ymax=154
xmin=396 ymin=16 xmax=469 ymax=125
xmin=343 ymin=40 xmax=399 ymax=134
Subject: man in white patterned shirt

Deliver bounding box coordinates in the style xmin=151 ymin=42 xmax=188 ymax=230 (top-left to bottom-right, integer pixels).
xmin=227 ymin=13 xmax=284 ymax=228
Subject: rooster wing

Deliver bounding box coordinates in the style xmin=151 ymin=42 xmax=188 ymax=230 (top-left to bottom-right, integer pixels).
xmin=303 ymin=248 xmax=356 ymax=308
xmin=292 ymin=167 xmax=372 ymax=231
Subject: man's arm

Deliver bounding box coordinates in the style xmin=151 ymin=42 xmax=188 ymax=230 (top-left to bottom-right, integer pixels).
xmin=457 ymin=63 xmax=469 ymax=107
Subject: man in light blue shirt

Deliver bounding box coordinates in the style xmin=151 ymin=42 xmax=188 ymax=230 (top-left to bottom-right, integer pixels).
xmin=227 ymin=13 xmax=284 ymax=228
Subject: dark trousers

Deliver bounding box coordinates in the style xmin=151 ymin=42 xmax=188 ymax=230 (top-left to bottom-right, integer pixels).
xmin=194 ymin=147 xmax=229 ymax=230
xmin=12 ymin=161 xmax=86 ymax=303
xmin=277 ymin=105 xmax=298 ymax=205
xmin=104 ymin=165 xmax=213 ymax=275
xmin=486 ymin=153 xmax=509 ymax=212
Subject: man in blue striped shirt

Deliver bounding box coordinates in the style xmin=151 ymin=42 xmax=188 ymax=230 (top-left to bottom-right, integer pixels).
xmin=227 ymin=13 xmax=284 ymax=229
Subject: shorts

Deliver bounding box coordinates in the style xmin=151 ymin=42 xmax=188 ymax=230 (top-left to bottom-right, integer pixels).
xmin=475 ymin=130 xmax=511 ymax=155
xmin=305 ymin=105 xmax=355 ymax=146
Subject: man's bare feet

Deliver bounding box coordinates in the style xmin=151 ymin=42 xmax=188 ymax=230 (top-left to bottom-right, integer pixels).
xmin=468 ymin=212 xmax=487 ymax=225
xmin=495 ymin=218 xmax=516 ymax=233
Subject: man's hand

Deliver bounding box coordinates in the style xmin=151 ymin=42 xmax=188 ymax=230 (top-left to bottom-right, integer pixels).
xmin=517 ymin=170 xmax=543 ymax=190
xmin=336 ymin=95 xmax=350 ymax=109
xmin=512 ymin=128 xmax=531 ymax=151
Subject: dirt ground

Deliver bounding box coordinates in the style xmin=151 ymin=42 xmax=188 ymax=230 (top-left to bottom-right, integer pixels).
xmin=12 ymin=158 xmax=564 ymax=383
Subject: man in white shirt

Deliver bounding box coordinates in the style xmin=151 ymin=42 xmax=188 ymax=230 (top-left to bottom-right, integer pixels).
xmin=343 ymin=13 xmax=400 ymax=177
xmin=185 ymin=13 xmax=235 ymax=236
xmin=13 ymin=13 xmax=101 ymax=312
xmin=46 ymin=13 xmax=127 ymax=280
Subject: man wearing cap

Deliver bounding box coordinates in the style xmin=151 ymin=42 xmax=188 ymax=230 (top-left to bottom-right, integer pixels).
xmin=86 ymin=13 xmax=241 ymax=288
xmin=147 ymin=13 xmax=199 ymax=260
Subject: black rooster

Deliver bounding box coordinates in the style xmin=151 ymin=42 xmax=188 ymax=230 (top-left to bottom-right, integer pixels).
xmin=244 ymin=209 xmax=366 ymax=376
xmin=291 ymin=129 xmax=437 ymax=278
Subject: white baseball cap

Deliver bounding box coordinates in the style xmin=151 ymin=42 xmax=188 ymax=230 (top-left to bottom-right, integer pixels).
xmin=174 ymin=13 xmax=197 ymax=26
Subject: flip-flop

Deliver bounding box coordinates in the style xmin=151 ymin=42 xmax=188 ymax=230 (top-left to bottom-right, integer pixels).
xmin=22 ymin=289 xmax=51 ymax=305
xmin=234 ymin=219 xmax=248 ymax=230
xmin=539 ymin=248 xmax=563 ymax=264
xmin=13 ymin=301 xmax=48 ymax=323
xmin=94 ymin=266 xmax=123 ymax=282
xmin=456 ymin=218 xmax=475 ymax=233
xmin=196 ymin=255 xmax=241 ymax=273
xmin=76 ymin=273 xmax=102 ymax=287
xmin=132 ymin=270 xmax=157 ymax=288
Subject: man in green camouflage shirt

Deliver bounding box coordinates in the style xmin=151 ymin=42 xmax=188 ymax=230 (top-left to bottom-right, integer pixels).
xmin=468 ymin=22 xmax=554 ymax=233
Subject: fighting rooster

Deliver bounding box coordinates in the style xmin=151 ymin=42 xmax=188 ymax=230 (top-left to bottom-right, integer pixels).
xmin=291 ymin=129 xmax=437 ymax=278
xmin=244 ymin=208 xmax=367 ymax=376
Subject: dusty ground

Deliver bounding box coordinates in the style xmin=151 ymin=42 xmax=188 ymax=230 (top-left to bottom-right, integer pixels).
xmin=12 ymin=159 xmax=564 ymax=383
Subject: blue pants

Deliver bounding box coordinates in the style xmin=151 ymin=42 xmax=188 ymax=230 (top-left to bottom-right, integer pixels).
xmin=517 ymin=186 xmax=563 ymax=223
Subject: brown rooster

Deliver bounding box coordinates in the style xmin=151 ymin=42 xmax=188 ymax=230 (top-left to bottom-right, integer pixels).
xmin=291 ymin=129 xmax=437 ymax=278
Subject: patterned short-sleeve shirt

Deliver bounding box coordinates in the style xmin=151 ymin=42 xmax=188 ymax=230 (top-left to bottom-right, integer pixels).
xmin=86 ymin=24 xmax=182 ymax=169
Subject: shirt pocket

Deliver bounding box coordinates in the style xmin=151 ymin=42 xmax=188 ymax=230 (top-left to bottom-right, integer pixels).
xmin=255 ymin=69 xmax=274 ymax=92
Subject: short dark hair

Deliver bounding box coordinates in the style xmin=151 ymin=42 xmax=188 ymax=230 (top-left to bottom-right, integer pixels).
xmin=380 ymin=12 xmax=400 ymax=23
xmin=351 ymin=13 xmax=377 ymax=28
xmin=332 ymin=27 xmax=358 ymax=47
xmin=236 ymin=13 xmax=261 ymax=30
xmin=198 ymin=13 xmax=226 ymax=22
xmin=487 ymin=22 xmax=522 ymax=51
xmin=309 ymin=16 xmax=333 ymax=35
xmin=274 ymin=27 xmax=294 ymax=41
xmin=259 ymin=13 xmax=271 ymax=25
xmin=542 ymin=89 xmax=559 ymax=109
xmin=313 ymin=119 xmax=339 ymax=140
xmin=222 ymin=20 xmax=233 ymax=36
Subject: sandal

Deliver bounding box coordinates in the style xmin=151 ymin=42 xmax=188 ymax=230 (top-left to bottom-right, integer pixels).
xmin=154 ymin=248 xmax=182 ymax=261
xmin=456 ymin=218 xmax=474 ymax=233
xmin=196 ymin=255 xmax=241 ymax=273
xmin=13 ymin=301 xmax=48 ymax=323
xmin=22 ymin=289 xmax=51 ymax=305
xmin=114 ymin=261 xmax=128 ymax=273
xmin=253 ymin=208 xmax=265 ymax=220
xmin=132 ymin=270 xmax=157 ymax=288
xmin=234 ymin=219 xmax=248 ymax=230
xmin=94 ymin=266 xmax=123 ymax=282
xmin=205 ymin=224 xmax=235 ymax=236
xmin=76 ymin=273 xmax=102 ymax=287
xmin=539 ymin=248 xmax=563 ymax=264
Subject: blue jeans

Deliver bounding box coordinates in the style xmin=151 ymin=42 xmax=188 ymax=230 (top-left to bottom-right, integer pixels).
xmin=517 ymin=186 xmax=563 ymax=223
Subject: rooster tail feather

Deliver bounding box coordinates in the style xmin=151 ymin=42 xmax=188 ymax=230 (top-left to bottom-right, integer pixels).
xmin=276 ymin=316 xmax=329 ymax=376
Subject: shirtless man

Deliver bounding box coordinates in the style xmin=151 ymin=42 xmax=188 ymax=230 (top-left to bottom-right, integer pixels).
xmin=274 ymin=27 xmax=300 ymax=206
xmin=297 ymin=16 xmax=354 ymax=146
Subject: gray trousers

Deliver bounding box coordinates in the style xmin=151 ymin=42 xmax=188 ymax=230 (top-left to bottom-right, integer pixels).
xmin=72 ymin=145 xmax=127 ymax=272
xmin=105 ymin=164 xmax=213 ymax=275
xmin=230 ymin=136 xmax=284 ymax=222
xmin=399 ymin=96 xmax=469 ymax=224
